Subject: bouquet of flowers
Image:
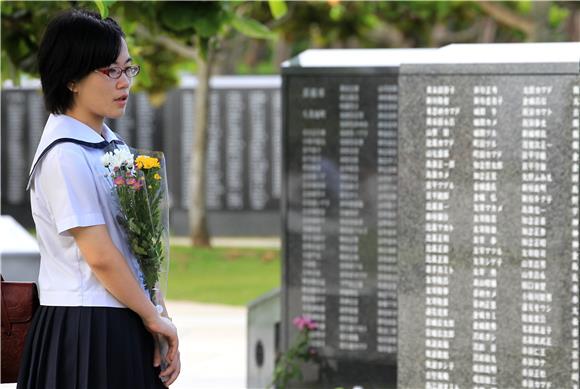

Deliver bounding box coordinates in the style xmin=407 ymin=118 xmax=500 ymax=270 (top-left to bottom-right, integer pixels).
xmin=272 ymin=315 xmax=319 ymax=388
xmin=101 ymin=145 xmax=171 ymax=366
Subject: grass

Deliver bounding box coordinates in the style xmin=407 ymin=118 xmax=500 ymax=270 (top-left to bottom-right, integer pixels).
xmin=166 ymin=245 xmax=281 ymax=306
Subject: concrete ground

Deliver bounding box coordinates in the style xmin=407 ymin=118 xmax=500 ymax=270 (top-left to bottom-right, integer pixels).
xmin=167 ymin=300 xmax=247 ymax=389
xmin=1 ymin=300 xmax=248 ymax=389
xmin=170 ymin=236 xmax=280 ymax=250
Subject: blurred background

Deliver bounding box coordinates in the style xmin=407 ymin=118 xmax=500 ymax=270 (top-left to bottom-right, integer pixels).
xmin=1 ymin=1 xmax=578 ymax=388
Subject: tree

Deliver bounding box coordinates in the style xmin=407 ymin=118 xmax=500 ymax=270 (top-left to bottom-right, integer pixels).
xmin=214 ymin=1 xmax=576 ymax=75
xmin=1 ymin=0 xmax=284 ymax=247
xmin=1 ymin=1 xmax=74 ymax=83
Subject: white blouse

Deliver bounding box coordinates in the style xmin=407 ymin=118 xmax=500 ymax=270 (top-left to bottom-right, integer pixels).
xmin=28 ymin=114 xmax=147 ymax=307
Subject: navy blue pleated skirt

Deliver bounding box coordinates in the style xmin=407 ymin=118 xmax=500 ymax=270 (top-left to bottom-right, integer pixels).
xmin=17 ymin=306 xmax=166 ymax=389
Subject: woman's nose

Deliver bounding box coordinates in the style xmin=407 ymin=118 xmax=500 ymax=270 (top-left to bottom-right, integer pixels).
xmin=116 ymin=73 xmax=131 ymax=88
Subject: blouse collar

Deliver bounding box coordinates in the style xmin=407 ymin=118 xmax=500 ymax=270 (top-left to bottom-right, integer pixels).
xmin=27 ymin=114 xmax=124 ymax=190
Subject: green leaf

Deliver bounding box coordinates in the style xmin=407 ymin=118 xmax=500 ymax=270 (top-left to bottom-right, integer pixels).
xmin=516 ymin=0 xmax=532 ymax=14
xmin=548 ymin=4 xmax=569 ymax=28
xmin=132 ymin=242 xmax=148 ymax=256
xmin=128 ymin=218 xmax=142 ymax=234
xmin=94 ymin=0 xmax=109 ymax=18
xmin=191 ymin=13 xmax=222 ymax=37
xmin=94 ymin=1 xmax=108 ymax=18
xmin=159 ymin=2 xmax=223 ymax=37
xmin=159 ymin=3 xmax=197 ymax=32
xmin=329 ymin=4 xmax=345 ymax=21
xmin=268 ymin=0 xmax=287 ymax=20
xmin=231 ymin=15 xmax=275 ymax=39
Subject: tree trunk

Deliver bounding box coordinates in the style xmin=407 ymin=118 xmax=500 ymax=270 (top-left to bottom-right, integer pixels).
xmin=572 ymin=9 xmax=580 ymax=41
xmin=189 ymin=43 xmax=213 ymax=247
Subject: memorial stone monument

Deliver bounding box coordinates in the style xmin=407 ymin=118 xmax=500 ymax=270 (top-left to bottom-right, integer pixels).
xmin=166 ymin=76 xmax=283 ymax=236
xmin=398 ymin=43 xmax=580 ymax=389
xmin=281 ymin=49 xmax=433 ymax=388
xmin=1 ymin=76 xmax=282 ymax=236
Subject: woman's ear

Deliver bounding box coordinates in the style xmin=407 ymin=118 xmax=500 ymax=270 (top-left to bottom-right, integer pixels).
xmin=67 ymin=81 xmax=77 ymax=93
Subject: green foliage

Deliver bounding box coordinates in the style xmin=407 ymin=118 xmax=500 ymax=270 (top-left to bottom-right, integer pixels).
xmin=516 ymin=1 xmax=533 ymax=14
xmin=1 ymin=1 xmax=64 ymax=83
xmin=548 ymin=4 xmax=570 ymax=28
xmin=232 ymin=14 xmax=275 ymax=39
xmin=158 ymin=1 xmax=224 ymax=37
xmin=94 ymin=0 xmax=116 ymax=18
xmin=268 ymin=0 xmax=288 ymax=20
xmin=236 ymin=61 xmax=277 ymax=75
xmin=1 ymin=0 xmax=277 ymax=98
xmin=272 ymin=319 xmax=319 ymax=389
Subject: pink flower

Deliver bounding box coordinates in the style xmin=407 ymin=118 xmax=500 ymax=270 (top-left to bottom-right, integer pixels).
xmin=126 ymin=177 xmax=137 ymax=186
xmin=113 ymin=176 xmax=125 ymax=186
xmin=132 ymin=180 xmax=143 ymax=191
xmin=292 ymin=315 xmax=317 ymax=331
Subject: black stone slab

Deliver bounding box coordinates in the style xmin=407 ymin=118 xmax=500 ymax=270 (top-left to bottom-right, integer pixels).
xmin=398 ymin=46 xmax=580 ymax=389
xmin=282 ymin=67 xmax=401 ymax=388
xmin=0 ymin=89 xmax=48 ymax=226
xmin=172 ymin=86 xmax=281 ymax=213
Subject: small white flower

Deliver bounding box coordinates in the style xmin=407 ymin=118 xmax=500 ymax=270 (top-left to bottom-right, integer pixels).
xmin=101 ymin=151 xmax=113 ymax=168
xmin=105 ymin=147 xmax=135 ymax=171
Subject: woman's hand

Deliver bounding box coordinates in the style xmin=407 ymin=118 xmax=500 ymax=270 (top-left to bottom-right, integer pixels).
xmin=157 ymin=346 xmax=181 ymax=386
xmin=143 ymin=315 xmax=179 ymax=370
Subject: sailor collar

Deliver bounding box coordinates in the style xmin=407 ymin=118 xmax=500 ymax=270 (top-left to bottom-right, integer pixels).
xmin=27 ymin=114 xmax=125 ymax=190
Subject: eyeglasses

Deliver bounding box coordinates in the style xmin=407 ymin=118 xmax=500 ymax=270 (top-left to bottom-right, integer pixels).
xmin=94 ymin=65 xmax=140 ymax=79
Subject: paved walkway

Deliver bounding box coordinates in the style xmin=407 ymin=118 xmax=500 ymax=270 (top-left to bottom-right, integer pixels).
xmin=1 ymin=300 xmax=248 ymax=389
xmin=167 ymin=301 xmax=247 ymax=389
xmin=170 ymin=236 xmax=280 ymax=249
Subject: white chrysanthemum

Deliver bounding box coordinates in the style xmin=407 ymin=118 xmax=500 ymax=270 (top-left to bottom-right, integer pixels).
xmin=101 ymin=152 xmax=113 ymax=167
xmin=103 ymin=147 xmax=135 ymax=170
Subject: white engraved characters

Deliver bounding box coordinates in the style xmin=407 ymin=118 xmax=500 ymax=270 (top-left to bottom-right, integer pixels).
xmin=300 ymin=86 xmax=328 ymax=347
xmin=424 ymin=84 xmax=460 ymax=389
xmin=521 ymin=85 xmax=554 ymax=389
xmin=377 ymin=83 xmax=398 ymax=354
xmin=571 ymin=85 xmax=580 ymax=389
xmin=472 ymin=85 xmax=504 ymax=389
xmin=338 ymin=84 xmax=369 ymax=351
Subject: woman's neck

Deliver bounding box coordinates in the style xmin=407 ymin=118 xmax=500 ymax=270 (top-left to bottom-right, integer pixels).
xmin=64 ymin=109 xmax=104 ymax=135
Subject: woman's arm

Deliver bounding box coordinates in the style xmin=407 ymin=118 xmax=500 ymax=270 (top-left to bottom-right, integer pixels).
xmin=69 ymin=224 xmax=178 ymax=363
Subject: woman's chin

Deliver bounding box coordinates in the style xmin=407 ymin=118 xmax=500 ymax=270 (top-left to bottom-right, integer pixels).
xmin=107 ymin=108 xmax=126 ymax=119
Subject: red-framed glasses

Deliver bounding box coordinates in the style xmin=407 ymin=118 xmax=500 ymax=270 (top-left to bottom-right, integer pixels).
xmin=94 ymin=65 xmax=140 ymax=79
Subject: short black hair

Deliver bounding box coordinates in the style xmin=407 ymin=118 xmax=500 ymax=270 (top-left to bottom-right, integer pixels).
xmin=38 ymin=9 xmax=125 ymax=114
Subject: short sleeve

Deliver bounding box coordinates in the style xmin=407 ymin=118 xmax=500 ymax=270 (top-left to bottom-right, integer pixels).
xmin=38 ymin=144 xmax=106 ymax=234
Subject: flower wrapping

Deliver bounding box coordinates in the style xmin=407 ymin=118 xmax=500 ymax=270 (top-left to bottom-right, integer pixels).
xmin=102 ymin=144 xmax=171 ymax=367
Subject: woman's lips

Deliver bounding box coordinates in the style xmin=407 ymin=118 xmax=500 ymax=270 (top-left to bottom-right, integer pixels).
xmin=115 ymin=95 xmax=128 ymax=106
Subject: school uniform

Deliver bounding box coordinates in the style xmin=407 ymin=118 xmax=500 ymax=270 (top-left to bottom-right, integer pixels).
xmin=17 ymin=114 xmax=165 ymax=389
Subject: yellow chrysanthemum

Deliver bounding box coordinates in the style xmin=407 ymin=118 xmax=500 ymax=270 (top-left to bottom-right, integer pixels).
xmin=135 ymin=155 xmax=160 ymax=170
xmin=154 ymin=173 xmax=161 ymax=180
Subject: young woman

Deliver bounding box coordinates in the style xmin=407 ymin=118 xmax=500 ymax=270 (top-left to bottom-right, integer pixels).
xmin=18 ymin=9 xmax=180 ymax=388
